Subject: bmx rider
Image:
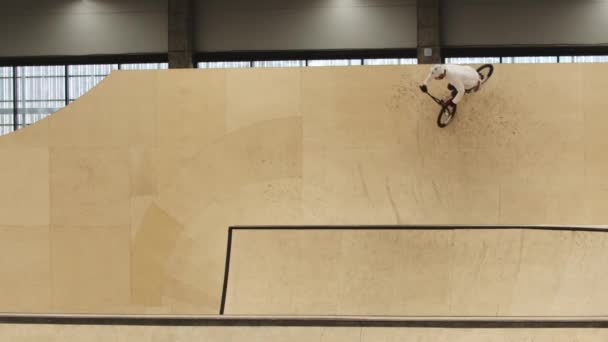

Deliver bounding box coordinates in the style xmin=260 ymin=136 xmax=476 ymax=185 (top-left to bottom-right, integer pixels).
xmin=419 ymin=64 xmax=483 ymax=105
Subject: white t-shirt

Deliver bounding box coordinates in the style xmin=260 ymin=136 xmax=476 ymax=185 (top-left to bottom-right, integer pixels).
xmin=422 ymin=64 xmax=481 ymax=104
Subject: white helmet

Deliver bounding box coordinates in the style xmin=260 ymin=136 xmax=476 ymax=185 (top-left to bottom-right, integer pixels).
xmin=430 ymin=64 xmax=446 ymax=78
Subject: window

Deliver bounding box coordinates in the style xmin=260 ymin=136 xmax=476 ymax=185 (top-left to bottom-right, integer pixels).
xmin=252 ymin=60 xmax=305 ymax=68
xmin=559 ymin=56 xmax=608 ymax=63
xmin=363 ymin=58 xmax=418 ymax=65
xmin=198 ymin=59 xmax=416 ymax=68
xmin=501 ymin=56 xmax=558 ymax=64
xmin=16 ymin=66 xmax=65 ymax=128
xmin=308 ymin=59 xmax=362 ymax=66
xmin=120 ymin=63 xmax=168 ymax=70
xmin=68 ymin=64 xmax=118 ymax=102
xmin=198 ymin=62 xmax=251 ymax=69
xmin=444 ymin=57 xmax=501 ymax=64
xmin=0 ymin=67 xmax=13 ymax=135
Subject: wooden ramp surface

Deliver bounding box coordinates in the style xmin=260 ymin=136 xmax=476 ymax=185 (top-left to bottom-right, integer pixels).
xmin=0 ymin=64 xmax=607 ymax=316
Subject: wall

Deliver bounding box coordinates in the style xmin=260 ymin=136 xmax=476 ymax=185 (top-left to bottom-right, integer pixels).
xmin=3 ymin=0 xmax=608 ymax=58
xmin=195 ymin=0 xmax=418 ymax=51
xmin=0 ymin=0 xmax=167 ymax=57
xmin=443 ymin=0 xmax=608 ymax=46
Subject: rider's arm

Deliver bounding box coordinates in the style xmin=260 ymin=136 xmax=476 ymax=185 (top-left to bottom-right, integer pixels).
xmin=452 ymin=80 xmax=466 ymax=104
xmin=422 ymin=71 xmax=433 ymax=86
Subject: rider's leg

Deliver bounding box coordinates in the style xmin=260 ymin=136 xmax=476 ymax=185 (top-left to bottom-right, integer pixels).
xmin=447 ymin=83 xmax=458 ymax=97
xmin=466 ymin=80 xmax=482 ymax=94
xmin=445 ymin=84 xmax=459 ymax=104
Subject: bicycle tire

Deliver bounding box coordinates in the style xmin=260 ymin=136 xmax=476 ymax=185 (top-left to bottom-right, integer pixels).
xmin=437 ymin=103 xmax=457 ymax=128
xmin=477 ymin=64 xmax=494 ymax=85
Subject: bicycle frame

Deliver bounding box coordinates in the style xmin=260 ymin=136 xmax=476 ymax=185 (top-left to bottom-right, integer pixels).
xmin=424 ymin=90 xmax=447 ymax=107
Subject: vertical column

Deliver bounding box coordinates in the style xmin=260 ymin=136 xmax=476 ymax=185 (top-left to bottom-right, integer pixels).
xmin=168 ymin=0 xmax=194 ymax=69
xmin=417 ymin=0 xmax=441 ymax=64
xmin=12 ymin=66 xmax=18 ymax=132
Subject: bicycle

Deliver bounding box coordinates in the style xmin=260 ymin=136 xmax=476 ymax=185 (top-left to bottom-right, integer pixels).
xmin=424 ymin=64 xmax=494 ymax=128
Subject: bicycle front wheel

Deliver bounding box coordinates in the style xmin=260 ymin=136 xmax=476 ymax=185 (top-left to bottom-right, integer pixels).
xmin=437 ymin=103 xmax=457 ymax=128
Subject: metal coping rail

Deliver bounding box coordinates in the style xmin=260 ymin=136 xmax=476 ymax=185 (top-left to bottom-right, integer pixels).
xmin=4 ymin=314 xmax=608 ymax=328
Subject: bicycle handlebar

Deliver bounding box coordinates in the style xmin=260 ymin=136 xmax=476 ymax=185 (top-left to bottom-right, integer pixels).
xmin=425 ymin=91 xmax=446 ymax=106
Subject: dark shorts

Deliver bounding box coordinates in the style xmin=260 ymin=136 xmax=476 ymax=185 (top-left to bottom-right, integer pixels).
xmin=448 ymin=82 xmax=480 ymax=96
xmin=447 ymin=83 xmax=458 ymax=97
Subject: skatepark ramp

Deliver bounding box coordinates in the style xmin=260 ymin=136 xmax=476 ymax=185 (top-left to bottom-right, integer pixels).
xmin=221 ymin=225 xmax=608 ymax=316
xmin=0 ymin=64 xmax=608 ymax=317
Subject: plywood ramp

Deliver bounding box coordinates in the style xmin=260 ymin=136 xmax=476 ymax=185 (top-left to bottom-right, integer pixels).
xmin=0 ymin=64 xmax=607 ymax=315
xmin=225 ymin=227 xmax=608 ymax=316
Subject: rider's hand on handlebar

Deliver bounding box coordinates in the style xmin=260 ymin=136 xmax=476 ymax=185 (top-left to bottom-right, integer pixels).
xmin=419 ymin=85 xmax=428 ymax=93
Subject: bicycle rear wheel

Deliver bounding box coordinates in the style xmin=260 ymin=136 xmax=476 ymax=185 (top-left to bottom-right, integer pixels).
xmin=477 ymin=64 xmax=494 ymax=85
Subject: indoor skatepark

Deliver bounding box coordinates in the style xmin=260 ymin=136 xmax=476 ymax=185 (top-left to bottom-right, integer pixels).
xmin=2 ymin=1 xmax=608 ymax=341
